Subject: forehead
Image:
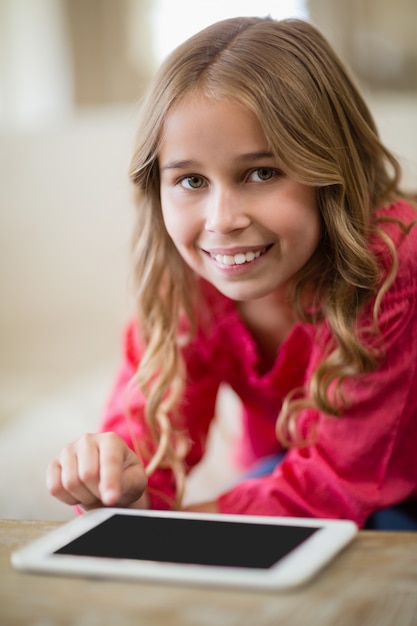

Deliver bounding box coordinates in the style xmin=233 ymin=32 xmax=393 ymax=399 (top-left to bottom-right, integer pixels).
xmin=159 ymin=93 xmax=270 ymax=156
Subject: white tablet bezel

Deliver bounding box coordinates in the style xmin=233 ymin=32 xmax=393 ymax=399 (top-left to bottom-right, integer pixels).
xmin=11 ymin=508 xmax=357 ymax=590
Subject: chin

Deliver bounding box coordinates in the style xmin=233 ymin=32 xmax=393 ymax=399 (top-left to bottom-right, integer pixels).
xmin=215 ymin=284 xmax=270 ymax=302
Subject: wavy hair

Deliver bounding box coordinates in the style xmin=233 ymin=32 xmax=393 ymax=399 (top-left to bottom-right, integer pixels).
xmin=129 ymin=16 xmax=410 ymax=504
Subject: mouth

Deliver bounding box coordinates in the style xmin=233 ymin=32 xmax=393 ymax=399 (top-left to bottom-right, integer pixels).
xmin=205 ymin=245 xmax=271 ymax=267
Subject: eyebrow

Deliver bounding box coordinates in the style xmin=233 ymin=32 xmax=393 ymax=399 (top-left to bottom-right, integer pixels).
xmin=236 ymin=151 xmax=275 ymax=163
xmin=160 ymin=151 xmax=276 ymax=172
xmin=160 ymin=159 xmax=197 ymax=172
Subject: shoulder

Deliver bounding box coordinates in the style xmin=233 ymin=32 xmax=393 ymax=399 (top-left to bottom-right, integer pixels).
xmin=121 ymin=319 xmax=144 ymax=368
xmin=375 ymin=198 xmax=417 ymax=247
xmin=374 ymin=199 xmax=417 ymax=293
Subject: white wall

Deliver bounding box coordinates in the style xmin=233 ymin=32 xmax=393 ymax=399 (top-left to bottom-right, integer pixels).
xmin=0 ymin=0 xmax=72 ymax=128
xmin=0 ymin=106 xmax=138 ymax=418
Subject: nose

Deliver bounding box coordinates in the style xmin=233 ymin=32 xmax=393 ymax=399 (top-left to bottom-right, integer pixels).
xmin=204 ymin=187 xmax=251 ymax=233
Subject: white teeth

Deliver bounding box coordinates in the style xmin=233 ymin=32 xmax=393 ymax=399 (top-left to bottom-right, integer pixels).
xmin=213 ymin=250 xmax=263 ymax=266
xmin=234 ymin=253 xmax=246 ymax=265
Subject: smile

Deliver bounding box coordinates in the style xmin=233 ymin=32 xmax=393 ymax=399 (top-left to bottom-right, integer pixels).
xmin=209 ymin=247 xmax=269 ymax=266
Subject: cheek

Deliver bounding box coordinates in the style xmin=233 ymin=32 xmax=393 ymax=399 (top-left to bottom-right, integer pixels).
xmin=161 ymin=202 xmax=195 ymax=248
xmin=292 ymin=190 xmax=321 ymax=246
xmin=161 ymin=196 xmax=181 ymax=240
xmin=267 ymin=206 xmax=320 ymax=242
xmin=161 ymin=211 xmax=178 ymax=241
xmin=278 ymin=204 xmax=321 ymax=257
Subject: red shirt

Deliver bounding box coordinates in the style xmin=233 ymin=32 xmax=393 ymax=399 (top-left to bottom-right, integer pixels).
xmin=101 ymin=200 xmax=417 ymax=528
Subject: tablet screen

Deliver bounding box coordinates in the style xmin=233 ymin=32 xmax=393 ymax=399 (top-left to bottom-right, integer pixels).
xmin=54 ymin=513 xmax=319 ymax=569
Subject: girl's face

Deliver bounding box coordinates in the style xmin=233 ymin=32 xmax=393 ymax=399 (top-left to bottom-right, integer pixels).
xmin=159 ymin=94 xmax=321 ymax=302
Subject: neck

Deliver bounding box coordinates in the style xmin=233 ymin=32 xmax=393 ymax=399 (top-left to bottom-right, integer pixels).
xmin=237 ymin=289 xmax=297 ymax=374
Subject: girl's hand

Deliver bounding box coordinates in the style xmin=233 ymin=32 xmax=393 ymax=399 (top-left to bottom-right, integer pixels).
xmin=46 ymin=432 xmax=148 ymax=510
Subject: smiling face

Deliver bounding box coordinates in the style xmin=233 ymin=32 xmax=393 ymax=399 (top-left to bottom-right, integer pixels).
xmin=158 ymin=94 xmax=321 ymax=302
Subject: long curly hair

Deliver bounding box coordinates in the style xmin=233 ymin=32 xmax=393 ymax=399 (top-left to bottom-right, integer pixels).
xmin=128 ymin=16 xmax=409 ymax=505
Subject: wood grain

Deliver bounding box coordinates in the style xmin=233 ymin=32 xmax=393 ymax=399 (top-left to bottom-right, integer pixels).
xmin=1 ymin=519 xmax=417 ymax=626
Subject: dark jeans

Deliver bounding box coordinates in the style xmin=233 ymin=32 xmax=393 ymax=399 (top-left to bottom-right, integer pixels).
xmin=244 ymin=454 xmax=417 ymax=531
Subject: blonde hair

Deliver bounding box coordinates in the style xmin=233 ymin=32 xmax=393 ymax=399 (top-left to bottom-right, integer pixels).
xmin=129 ymin=16 xmax=409 ymax=505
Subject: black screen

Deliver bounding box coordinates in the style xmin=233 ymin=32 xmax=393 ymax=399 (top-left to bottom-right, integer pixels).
xmin=54 ymin=514 xmax=318 ymax=569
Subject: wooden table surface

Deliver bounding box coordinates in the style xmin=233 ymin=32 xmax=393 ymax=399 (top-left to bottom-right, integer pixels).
xmin=1 ymin=519 xmax=417 ymax=626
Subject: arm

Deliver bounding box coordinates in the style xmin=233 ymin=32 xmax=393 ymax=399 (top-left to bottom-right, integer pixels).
xmin=216 ymin=287 xmax=417 ymax=527
xmin=47 ymin=319 xmax=221 ymax=511
xmin=99 ymin=321 xmax=222 ymax=509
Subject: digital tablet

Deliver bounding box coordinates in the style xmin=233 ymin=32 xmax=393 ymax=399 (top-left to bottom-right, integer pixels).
xmin=11 ymin=508 xmax=357 ymax=591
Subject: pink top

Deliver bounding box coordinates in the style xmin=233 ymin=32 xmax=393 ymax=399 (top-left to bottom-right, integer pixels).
xmin=100 ymin=199 xmax=417 ymax=528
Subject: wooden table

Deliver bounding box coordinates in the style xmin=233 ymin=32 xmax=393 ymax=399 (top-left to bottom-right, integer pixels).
xmin=1 ymin=519 xmax=417 ymax=626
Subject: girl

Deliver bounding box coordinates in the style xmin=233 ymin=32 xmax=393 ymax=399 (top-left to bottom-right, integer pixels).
xmin=47 ymin=16 xmax=417 ymax=529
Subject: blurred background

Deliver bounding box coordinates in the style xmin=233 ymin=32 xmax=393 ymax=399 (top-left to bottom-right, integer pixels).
xmin=1 ymin=0 xmax=416 ymax=520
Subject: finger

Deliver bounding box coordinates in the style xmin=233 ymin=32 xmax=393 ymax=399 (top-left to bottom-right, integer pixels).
xmin=46 ymin=459 xmax=80 ymax=506
xmin=59 ymin=444 xmax=101 ymax=507
xmin=76 ymin=434 xmax=102 ymax=501
xmin=118 ymin=453 xmax=148 ymax=506
xmin=98 ymin=433 xmax=146 ymax=506
xmin=97 ymin=433 xmax=126 ymax=505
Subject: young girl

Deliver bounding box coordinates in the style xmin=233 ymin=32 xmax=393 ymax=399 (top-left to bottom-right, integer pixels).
xmin=47 ymin=16 xmax=417 ymax=529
